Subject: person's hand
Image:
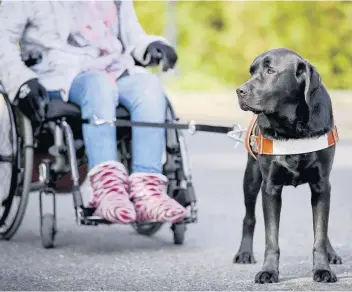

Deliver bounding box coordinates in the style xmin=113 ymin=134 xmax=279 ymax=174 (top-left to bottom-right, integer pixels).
xmin=145 ymin=41 xmax=178 ymax=71
xmin=14 ymin=79 xmax=49 ymax=123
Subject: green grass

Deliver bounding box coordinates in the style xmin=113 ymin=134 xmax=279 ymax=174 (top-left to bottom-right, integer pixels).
xmin=163 ymin=71 xmax=233 ymax=92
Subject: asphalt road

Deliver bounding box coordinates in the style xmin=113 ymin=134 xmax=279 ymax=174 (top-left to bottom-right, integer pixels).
xmin=1 ymin=132 xmax=352 ymax=291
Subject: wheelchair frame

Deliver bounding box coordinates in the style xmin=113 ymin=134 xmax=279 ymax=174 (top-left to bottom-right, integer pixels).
xmin=0 ymin=92 xmax=198 ymax=248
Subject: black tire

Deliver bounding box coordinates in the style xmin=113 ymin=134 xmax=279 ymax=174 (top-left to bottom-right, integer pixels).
xmin=131 ymin=222 xmax=163 ymax=237
xmin=172 ymin=223 xmax=186 ymax=245
xmin=0 ymin=94 xmax=33 ymax=240
xmin=40 ymin=213 xmax=56 ymax=249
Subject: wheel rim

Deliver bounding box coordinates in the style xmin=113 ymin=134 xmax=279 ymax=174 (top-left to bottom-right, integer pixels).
xmin=0 ymin=94 xmax=22 ymax=236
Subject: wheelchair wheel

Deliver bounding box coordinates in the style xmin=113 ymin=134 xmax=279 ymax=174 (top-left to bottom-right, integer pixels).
xmin=0 ymin=94 xmax=33 ymax=240
xmin=131 ymin=222 xmax=163 ymax=237
xmin=40 ymin=213 xmax=56 ymax=248
xmin=172 ymin=223 xmax=186 ymax=245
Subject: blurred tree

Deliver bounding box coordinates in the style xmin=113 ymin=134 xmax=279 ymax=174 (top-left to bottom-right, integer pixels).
xmin=135 ymin=1 xmax=352 ymax=89
xmin=0 ymin=0 xmax=348 ymax=88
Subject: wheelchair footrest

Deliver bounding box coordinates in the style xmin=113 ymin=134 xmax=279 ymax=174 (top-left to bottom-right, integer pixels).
xmin=183 ymin=216 xmax=197 ymax=224
xmin=78 ymin=207 xmax=197 ymax=226
xmin=80 ymin=216 xmax=111 ymax=226
xmin=79 ymin=207 xmax=111 ymax=226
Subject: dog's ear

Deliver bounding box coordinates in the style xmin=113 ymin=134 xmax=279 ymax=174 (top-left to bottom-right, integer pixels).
xmin=296 ymin=60 xmax=321 ymax=106
xmin=296 ymin=59 xmax=333 ymax=135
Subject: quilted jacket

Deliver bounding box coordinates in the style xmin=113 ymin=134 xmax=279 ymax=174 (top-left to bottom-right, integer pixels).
xmin=0 ymin=0 xmax=168 ymax=102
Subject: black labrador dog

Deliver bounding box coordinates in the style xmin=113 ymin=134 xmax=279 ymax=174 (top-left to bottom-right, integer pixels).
xmin=234 ymin=48 xmax=340 ymax=283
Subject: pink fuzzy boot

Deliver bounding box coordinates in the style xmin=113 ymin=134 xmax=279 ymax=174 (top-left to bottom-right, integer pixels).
xmin=129 ymin=173 xmax=187 ymax=223
xmin=88 ymin=161 xmax=136 ymax=223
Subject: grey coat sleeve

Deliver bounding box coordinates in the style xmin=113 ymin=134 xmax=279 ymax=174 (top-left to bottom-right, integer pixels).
xmin=121 ymin=0 xmax=170 ymax=66
xmin=0 ymin=1 xmax=37 ymax=102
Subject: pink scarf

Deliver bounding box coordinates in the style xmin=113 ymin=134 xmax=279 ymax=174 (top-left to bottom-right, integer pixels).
xmin=68 ymin=1 xmax=128 ymax=82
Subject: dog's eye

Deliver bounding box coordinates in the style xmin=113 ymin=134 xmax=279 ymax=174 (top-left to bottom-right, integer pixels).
xmin=267 ymin=68 xmax=275 ymax=74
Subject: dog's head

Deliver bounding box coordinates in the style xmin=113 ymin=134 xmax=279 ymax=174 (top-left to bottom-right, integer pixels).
xmin=236 ymin=48 xmax=332 ymax=136
xmin=236 ymin=48 xmax=321 ymax=114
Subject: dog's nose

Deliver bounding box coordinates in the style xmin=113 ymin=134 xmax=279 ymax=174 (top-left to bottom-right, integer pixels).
xmin=236 ymin=86 xmax=248 ymax=96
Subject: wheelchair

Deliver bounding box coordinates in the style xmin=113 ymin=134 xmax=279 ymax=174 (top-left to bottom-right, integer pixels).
xmin=0 ymin=85 xmax=198 ymax=248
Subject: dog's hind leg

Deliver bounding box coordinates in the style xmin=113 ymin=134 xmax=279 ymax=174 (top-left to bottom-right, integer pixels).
xmin=233 ymin=154 xmax=262 ymax=264
xmin=310 ymin=181 xmax=337 ymax=283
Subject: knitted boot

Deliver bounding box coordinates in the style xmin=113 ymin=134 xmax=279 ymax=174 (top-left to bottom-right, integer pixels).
xmin=129 ymin=173 xmax=187 ymax=223
xmin=88 ymin=161 xmax=136 ymax=223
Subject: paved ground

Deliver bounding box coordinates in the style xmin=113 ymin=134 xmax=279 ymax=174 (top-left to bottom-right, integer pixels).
xmin=1 ymin=131 xmax=352 ymax=291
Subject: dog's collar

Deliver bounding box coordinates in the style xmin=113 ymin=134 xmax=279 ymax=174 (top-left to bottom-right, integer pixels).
xmin=245 ymin=115 xmax=339 ymax=160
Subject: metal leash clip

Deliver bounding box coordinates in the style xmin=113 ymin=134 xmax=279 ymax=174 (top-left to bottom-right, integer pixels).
xmin=92 ymin=115 xmax=117 ymax=127
xmin=187 ymin=120 xmax=197 ymax=135
xmin=227 ymin=124 xmax=247 ymax=149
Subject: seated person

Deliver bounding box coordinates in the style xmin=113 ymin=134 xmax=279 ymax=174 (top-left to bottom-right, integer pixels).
xmin=0 ymin=0 xmax=187 ymax=224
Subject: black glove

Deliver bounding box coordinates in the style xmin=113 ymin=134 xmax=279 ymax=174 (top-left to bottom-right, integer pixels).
xmin=145 ymin=41 xmax=178 ymax=72
xmin=14 ymin=79 xmax=49 ymax=124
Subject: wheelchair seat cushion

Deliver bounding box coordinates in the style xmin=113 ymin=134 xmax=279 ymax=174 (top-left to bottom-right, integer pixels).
xmin=46 ymin=99 xmax=130 ymax=120
xmin=46 ymin=99 xmax=81 ymax=119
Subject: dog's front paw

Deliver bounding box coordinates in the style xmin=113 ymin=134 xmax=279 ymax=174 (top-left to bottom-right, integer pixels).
xmin=233 ymin=251 xmax=256 ymax=264
xmin=313 ymin=269 xmax=337 ymax=283
xmin=328 ymin=252 xmax=342 ymax=265
xmin=255 ymin=270 xmax=279 ymax=284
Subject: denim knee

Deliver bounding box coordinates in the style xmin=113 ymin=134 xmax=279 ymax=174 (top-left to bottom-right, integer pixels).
xmin=69 ymin=71 xmax=118 ymax=120
xmin=124 ymin=73 xmax=166 ymax=122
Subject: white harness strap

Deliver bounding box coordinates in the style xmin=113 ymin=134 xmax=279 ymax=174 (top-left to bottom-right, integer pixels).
xmin=266 ymin=132 xmax=337 ymax=155
xmin=245 ymin=115 xmax=339 ymax=159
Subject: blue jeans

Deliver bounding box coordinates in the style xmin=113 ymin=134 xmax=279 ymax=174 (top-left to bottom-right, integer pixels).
xmin=49 ymin=71 xmax=166 ymax=173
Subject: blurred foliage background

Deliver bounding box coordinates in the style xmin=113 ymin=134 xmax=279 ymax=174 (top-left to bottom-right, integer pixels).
xmin=135 ymin=1 xmax=352 ymax=90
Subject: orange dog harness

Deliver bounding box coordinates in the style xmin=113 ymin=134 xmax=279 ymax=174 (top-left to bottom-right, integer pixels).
xmin=244 ymin=115 xmax=339 ymax=160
